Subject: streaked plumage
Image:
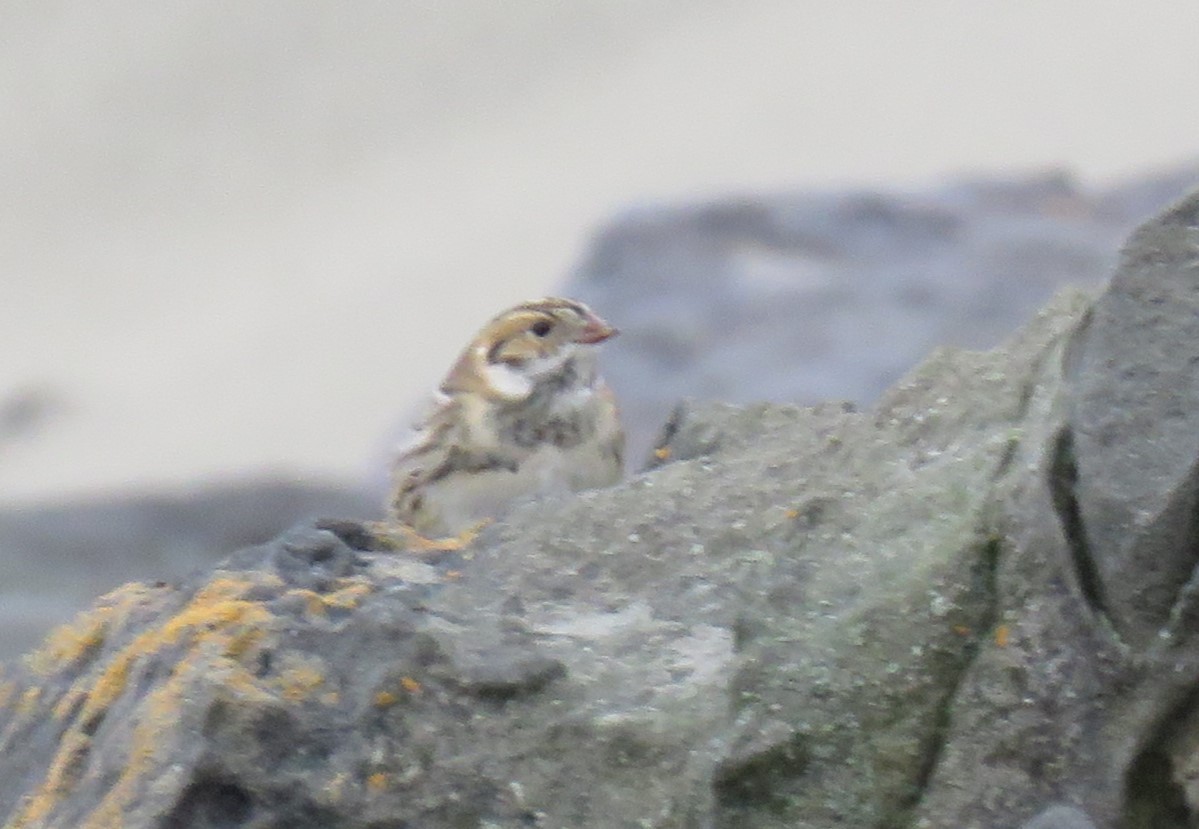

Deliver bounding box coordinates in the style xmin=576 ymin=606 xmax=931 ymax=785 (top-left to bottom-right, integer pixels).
xmin=382 ymin=297 xmax=623 ymax=549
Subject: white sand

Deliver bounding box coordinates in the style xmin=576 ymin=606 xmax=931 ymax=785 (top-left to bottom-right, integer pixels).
xmin=2 ymin=0 xmax=1197 ymax=502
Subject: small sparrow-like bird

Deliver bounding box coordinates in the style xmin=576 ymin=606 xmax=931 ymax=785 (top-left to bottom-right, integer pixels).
xmin=377 ymin=297 xmax=624 ymax=551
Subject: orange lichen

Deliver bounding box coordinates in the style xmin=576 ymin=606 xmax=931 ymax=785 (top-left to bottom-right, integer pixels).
xmin=17 ymin=686 xmax=42 ymax=716
xmin=0 ymin=686 xmax=40 ymax=766
xmin=7 ymin=731 xmax=92 ymax=827
xmin=994 ymin=624 xmax=1010 ymax=647
xmin=0 ymin=679 xmax=16 ymax=710
xmin=284 ymin=588 xmax=331 ymax=617
xmin=10 ymin=573 xmax=279 ymax=829
xmin=400 ymin=677 xmax=422 ymax=695
xmin=24 ymin=609 xmax=111 ymax=679
xmin=366 ymin=772 xmax=389 ymax=794
xmin=25 ymin=582 xmax=168 ymax=678
xmin=443 ymin=570 xmax=463 ymax=581
xmin=654 ymin=446 xmax=671 ymax=461
xmin=274 ymin=660 xmax=327 ymax=702
xmin=374 ymin=690 xmax=398 ymax=708
xmin=952 ymin=625 xmax=972 ymax=636
xmin=54 ymin=577 xmax=272 ymax=729
xmin=82 ymin=667 xmax=203 ymax=829
xmin=783 ymin=508 xmax=800 ymax=520
xmin=322 ymin=579 xmax=375 ymax=610
xmin=221 ymin=667 xmax=276 ymax=703
xmin=283 ymin=580 xmax=375 ymax=615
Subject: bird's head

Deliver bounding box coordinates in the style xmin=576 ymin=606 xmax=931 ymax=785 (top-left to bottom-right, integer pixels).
xmin=442 ymin=297 xmax=617 ymax=402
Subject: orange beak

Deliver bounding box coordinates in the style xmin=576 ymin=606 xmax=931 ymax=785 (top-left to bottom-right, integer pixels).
xmin=576 ymin=313 xmax=618 ymax=344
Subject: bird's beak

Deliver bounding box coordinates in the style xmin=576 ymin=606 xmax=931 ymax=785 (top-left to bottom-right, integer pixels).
xmin=576 ymin=313 xmax=618 ymax=344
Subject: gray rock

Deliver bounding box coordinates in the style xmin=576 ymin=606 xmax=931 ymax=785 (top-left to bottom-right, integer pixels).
xmin=1064 ymin=190 xmax=1199 ymax=645
xmin=912 ymin=189 xmax=1199 ymax=829
xmin=6 ymin=184 xmax=1199 ymax=827
xmin=0 ymin=279 xmax=1088 ymax=825
xmin=1022 ymin=805 xmax=1097 ymax=829
xmin=565 ymin=166 xmax=1199 ymax=465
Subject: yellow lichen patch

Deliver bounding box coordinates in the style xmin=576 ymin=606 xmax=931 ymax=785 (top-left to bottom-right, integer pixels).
xmin=77 ymin=585 xmax=280 ymax=829
xmin=61 ymin=578 xmax=273 ymax=729
xmin=273 ymin=656 xmax=328 ymax=702
xmin=221 ymin=666 xmax=277 ymax=703
xmin=0 ymin=679 xmax=16 ymax=710
xmin=17 ymin=686 xmax=42 ymax=716
xmin=6 ymin=730 xmax=93 ymax=828
xmin=12 ymin=573 xmax=279 ymax=828
xmin=24 ymin=582 xmax=168 ymax=678
xmin=399 ymin=677 xmax=422 ymax=695
xmin=994 ymin=624 xmax=1010 ymax=648
xmin=82 ymin=663 xmax=215 ymax=829
xmin=366 ymin=772 xmax=389 ymax=794
xmin=158 ymin=577 xmax=273 ymax=645
xmin=224 ymin=626 xmax=267 ymax=662
xmin=374 ymin=690 xmax=398 ymax=708
xmin=282 ymin=579 xmax=374 ymax=615
xmin=54 ymin=652 xmax=126 ymax=724
xmin=14 ymin=682 xmax=173 ymax=829
xmin=0 ymin=686 xmax=38 ymax=758
xmin=321 ymin=578 xmax=375 ymax=610
xmin=654 ymin=446 xmax=671 ymax=461
xmin=284 ymin=588 xmax=331 ymax=618
xmin=25 ymin=609 xmax=112 ymax=678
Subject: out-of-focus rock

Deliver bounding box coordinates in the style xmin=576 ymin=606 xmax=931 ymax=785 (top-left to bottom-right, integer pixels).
xmin=566 ymin=166 xmax=1199 ymax=463
xmin=0 ymin=480 xmax=375 ymax=661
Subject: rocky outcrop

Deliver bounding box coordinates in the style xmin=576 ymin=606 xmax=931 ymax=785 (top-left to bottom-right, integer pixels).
xmin=2 ymin=187 xmax=1199 ymax=828
xmin=5 ymin=166 xmax=1197 ymax=667
xmin=917 ymin=186 xmax=1199 ymax=829
xmin=564 ymin=166 xmax=1199 ymax=462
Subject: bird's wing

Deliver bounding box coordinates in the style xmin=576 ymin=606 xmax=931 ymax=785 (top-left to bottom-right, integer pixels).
xmin=386 ymin=393 xmax=463 ymax=525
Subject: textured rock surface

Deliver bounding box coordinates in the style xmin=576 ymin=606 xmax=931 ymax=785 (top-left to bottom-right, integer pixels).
xmin=4 ymin=187 xmax=1199 ymax=828
xmin=565 ymin=166 xmax=1199 ymax=463
xmin=1023 ymin=805 xmax=1099 ymax=829
xmin=911 ymin=190 xmax=1199 ymax=829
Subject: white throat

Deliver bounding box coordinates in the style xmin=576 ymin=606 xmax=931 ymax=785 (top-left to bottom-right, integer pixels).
xmin=481 ymin=361 xmax=534 ymax=400
xmin=483 ymin=344 xmax=595 ymax=401
xmin=525 ymin=343 xmax=585 ymax=380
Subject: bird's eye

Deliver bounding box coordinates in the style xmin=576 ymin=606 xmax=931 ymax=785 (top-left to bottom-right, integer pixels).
xmin=531 ymin=320 xmax=553 ymax=337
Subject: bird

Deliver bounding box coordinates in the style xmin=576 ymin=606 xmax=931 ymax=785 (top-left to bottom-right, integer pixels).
xmin=374 ymin=297 xmax=624 ymax=552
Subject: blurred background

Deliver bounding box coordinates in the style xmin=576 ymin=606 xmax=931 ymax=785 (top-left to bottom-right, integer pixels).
xmin=2 ymin=0 xmax=1198 ymax=657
